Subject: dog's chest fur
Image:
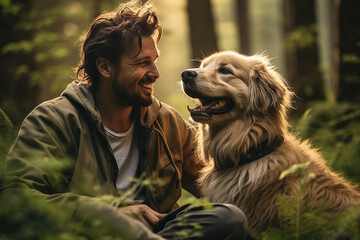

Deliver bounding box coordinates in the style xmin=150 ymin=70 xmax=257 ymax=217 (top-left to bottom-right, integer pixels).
xmin=199 ymin=152 xmax=293 ymax=232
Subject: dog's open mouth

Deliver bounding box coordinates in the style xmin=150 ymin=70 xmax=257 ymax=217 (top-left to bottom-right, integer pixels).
xmin=187 ymin=97 xmax=234 ymax=120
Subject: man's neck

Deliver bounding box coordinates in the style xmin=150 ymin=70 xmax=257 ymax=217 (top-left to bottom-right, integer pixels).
xmin=95 ymin=90 xmax=133 ymax=133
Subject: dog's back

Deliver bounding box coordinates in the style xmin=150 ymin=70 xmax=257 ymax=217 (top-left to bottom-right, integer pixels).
xmin=199 ymin=134 xmax=360 ymax=233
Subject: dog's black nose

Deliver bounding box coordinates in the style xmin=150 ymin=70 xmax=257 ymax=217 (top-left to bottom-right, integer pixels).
xmin=181 ymin=70 xmax=198 ymax=83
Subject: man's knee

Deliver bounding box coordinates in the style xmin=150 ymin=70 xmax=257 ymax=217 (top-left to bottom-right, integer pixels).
xmin=211 ymin=203 xmax=247 ymax=239
xmin=157 ymin=203 xmax=247 ymax=240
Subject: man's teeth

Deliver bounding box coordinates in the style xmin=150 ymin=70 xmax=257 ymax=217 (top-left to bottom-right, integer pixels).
xmin=140 ymin=83 xmax=153 ymax=89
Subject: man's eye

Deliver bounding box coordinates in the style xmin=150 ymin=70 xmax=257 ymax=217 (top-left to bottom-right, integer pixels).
xmin=218 ymin=66 xmax=232 ymax=74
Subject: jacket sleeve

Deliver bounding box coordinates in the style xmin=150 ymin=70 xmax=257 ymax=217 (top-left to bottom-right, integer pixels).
xmin=5 ymin=103 xmax=75 ymax=193
xmin=4 ymin=103 xmax=120 ymax=210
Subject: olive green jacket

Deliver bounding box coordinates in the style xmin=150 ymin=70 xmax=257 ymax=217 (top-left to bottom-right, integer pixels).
xmin=5 ymin=82 xmax=202 ymax=213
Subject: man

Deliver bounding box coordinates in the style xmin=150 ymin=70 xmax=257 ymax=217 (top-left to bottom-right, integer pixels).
xmin=5 ymin=2 xmax=247 ymax=239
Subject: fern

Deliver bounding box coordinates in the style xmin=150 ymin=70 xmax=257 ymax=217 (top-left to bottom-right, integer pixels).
xmin=0 ymin=108 xmax=15 ymax=164
xmin=260 ymin=162 xmax=360 ymax=240
xmin=293 ymin=102 xmax=360 ymax=182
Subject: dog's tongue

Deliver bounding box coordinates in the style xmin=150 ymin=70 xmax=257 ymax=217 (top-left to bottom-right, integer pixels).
xmin=187 ymin=100 xmax=223 ymax=117
xmin=187 ymin=105 xmax=211 ymax=117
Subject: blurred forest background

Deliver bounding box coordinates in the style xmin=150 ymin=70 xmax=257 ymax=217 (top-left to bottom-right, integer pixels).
xmin=1 ymin=0 xmax=360 ymax=239
xmin=0 ymin=0 xmax=359 ymax=121
xmin=0 ymin=0 xmax=359 ymax=176
xmin=1 ymin=0 xmax=360 ymax=177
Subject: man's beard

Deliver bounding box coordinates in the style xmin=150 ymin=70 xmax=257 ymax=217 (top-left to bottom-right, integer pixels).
xmin=112 ymin=77 xmax=153 ymax=107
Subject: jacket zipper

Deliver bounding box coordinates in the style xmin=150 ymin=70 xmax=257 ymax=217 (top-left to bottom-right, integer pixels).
xmin=96 ymin=123 xmax=119 ymax=187
xmin=143 ymin=129 xmax=159 ymax=211
xmin=153 ymin=120 xmax=182 ymax=189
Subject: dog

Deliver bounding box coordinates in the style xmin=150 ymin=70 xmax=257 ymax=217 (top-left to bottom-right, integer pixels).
xmin=181 ymin=51 xmax=360 ymax=233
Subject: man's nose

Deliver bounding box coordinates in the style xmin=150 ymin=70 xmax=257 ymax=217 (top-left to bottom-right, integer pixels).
xmin=181 ymin=70 xmax=198 ymax=83
xmin=149 ymin=64 xmax=160 ymax=79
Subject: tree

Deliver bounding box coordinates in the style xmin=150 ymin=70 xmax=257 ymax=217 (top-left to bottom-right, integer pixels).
xmin=235 ymin=0 xmax=250 ymax=55
xmin=186 ymin=0 xmax=218 ymax=64
xmin=283 ymin=0 xmax=323 ymax=102
xmin=0 ymin=0 xmax=115 ymax=125
xmin=0 ymin=0 xmax=40 ymax=124
xmin=315 ymin=0 xmax=340 ymax=103
xmin=338 ymin=0 xmax=360 ymax=102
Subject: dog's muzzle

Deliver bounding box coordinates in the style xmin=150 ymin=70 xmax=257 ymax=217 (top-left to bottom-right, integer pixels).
xmin=181 ymin=70 xmax=198 ymax=83
xmin=181 ymin=70 xmax=200 ymax=98
xmin=181 ymin=69 xmax=234 ymax=122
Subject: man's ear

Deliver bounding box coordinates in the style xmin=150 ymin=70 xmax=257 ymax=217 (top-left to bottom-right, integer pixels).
xmin=96 ymin=57 xmax=112 ymax=78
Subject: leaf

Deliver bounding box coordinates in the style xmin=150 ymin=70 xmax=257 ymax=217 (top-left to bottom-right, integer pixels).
xmin=279 ymin=162 xmax=310 ymax=180
xmin=294 ymin=108 xmax=312 ymax=137
xmin=2 ymin=40 xmax=34 ymax=54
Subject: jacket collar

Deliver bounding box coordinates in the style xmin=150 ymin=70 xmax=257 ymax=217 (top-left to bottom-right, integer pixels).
xmin=61 ymin=81 xmax=162 ymax=128
xmin=136 ymin=99 xmax=162 ymax=128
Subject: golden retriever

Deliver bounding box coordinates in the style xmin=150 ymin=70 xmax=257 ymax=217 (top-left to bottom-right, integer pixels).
xmin=181 ymin=51 xmax=360 ymax=233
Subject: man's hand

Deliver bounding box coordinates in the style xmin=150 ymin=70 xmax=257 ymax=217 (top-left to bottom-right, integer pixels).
xmin=118 ymin=204 xmax=166 ymax=230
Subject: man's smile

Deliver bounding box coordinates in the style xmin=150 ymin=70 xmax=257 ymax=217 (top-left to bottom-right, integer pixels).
xmin=139 ymin=82 xmax=154 ymax=89
xmin=139 ymin=78 xmax=156 ymax=93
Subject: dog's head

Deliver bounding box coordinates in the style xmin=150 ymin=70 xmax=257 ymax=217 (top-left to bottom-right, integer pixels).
xmin=181 ymin=51 xmax=292 ymax=128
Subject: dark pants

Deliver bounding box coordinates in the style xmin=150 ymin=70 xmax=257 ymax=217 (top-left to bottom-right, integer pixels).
xmin=74 ymin=201 xmax=247 ymax=240
xmin=155 ymin=203 xmax=247 ymax=240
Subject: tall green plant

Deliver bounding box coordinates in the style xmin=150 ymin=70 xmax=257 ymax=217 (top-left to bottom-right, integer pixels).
xmin=294 ymin=101 xmax=360 ymax=182
xmin=258 ymin=162 xmax=360 ymax=240
xmin=0 ymin=108 xmax=15 ymax=168
xmin=0 ymin=167 xmax=154 ymax=239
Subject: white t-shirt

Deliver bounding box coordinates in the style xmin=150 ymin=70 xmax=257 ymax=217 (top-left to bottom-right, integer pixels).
xmin=103 ymin=121 xmax=139 ymax=191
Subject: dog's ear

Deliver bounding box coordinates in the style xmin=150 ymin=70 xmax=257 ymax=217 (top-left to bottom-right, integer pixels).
xmin=248 ymin=57 xmax=291 ymax=115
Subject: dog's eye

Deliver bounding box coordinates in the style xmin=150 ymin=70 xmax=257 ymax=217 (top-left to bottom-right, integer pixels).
xmin=218 ymin=66 xmax=232 ymax=74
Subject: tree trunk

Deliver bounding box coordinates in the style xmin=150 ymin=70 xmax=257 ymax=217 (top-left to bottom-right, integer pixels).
xmin=186 ymin=0 xmax=218 ymax=64
xmin=315 ymin=0 xmax=339 ymax=103
xmin=338 ymin=0 xmax=360 ymax=102
xmin=283 ymin=0 xmax=323 ymax=102
xmin=235 ymin=0 xmax=250 ymax=55
xmin=283 ymin=0 xmax=297 ymax=89
xmin=0 ymin=0 xmax=40 ymax=125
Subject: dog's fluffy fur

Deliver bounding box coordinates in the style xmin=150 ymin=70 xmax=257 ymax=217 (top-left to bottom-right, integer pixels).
xmin=181 ymin=51 xmax=360 ymax=233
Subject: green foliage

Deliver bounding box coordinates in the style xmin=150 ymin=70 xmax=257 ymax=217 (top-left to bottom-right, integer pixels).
xmin=279 ymin=162 xmax=314 ymax=181
xmin=0 ymin=188 xmax=78 ymax=240
xmin=257 ymin=101 xmax=360 ymax=239
xmin=293 ymin=101 xmax=360 ymax=182
xmin=0 ymin=162 xmax=208 ymax=239
xmin=272 ymin=163 xmax=336 ymax=240
xmin=285 ymin=24 xmax=317 ymax=52
xmin=0 ymin=0 xmax=22 ymax=15
xmin=0 ymin=187 xmax=134 ymax=240
xmin=111 ymin=172 xmax=163 ymax=207
xmin=0 ymin=108 xmax=15 ymax=165
xmin=1 ymin=0 xmax=86 ymax=95
xmin=0 ymin=164 xmax=152 ymax=240
xmin=342 ymin=54 xmax=360 ymax=64
xmin=257 ymin=162 xmax=360 ymax=240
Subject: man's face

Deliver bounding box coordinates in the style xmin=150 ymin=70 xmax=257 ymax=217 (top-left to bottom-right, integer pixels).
xmin=112 ymin=36 xmax=160 ymax=107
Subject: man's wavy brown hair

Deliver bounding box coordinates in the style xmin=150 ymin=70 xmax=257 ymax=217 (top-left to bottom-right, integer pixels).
xmin=75 ymin=1 xmax=162 ymax=90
